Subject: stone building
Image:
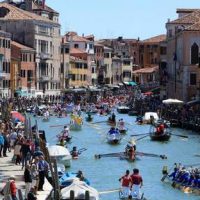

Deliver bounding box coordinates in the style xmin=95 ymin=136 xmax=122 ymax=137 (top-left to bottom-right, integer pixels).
xmin=11 ymin=41 xmax=35 ymax=97
xmin=0 ymin=30 xmax=11 ymax=97
xmin=166 ymin=8 xmax=200 ymax=101
xmin=0 ymin=2 xmax=61 ymax=96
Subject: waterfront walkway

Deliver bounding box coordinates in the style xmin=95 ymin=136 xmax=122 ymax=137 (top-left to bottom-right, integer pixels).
xmin=0 ymin=150 xmax=52 ymax=200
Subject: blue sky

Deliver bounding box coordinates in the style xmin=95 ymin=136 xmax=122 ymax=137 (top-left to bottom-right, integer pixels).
xmin=46 ymin=0 xmax=200 ymax=39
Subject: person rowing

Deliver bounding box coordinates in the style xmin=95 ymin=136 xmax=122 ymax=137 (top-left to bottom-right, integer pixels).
xmin=125 ymin=140 xmax=136 ymax=161
xmin=71 ymin=146 xmax=79 ymax=159
xmin=58 ymin=126 xmax=71 ymax=143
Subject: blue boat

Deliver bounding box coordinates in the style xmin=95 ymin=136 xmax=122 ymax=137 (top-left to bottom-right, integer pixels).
xmin=59 ymin=172 xmax=90 ymax=188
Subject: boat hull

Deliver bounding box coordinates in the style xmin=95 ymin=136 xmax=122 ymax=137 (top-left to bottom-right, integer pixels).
xmin=150 ymin=132 xmax=171 ymax=141
xmin=107 ymin=120 xmax=116 ymax=126
xmin=119 ymin=129 xmax=127 ymax=134
xmin=70 ymin=123 xmax=82 ymax=131
xmin=107 ymin=134 xmax=121 ymax=144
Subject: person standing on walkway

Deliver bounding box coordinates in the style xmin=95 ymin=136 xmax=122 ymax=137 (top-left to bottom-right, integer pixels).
xmin=3 ymin=131 xmax=9 ymax=157
xmin=38 ymin=156 xmax=49 ymax=191
xmin=130 ymin=168 xmax=143 ymax=199
xmin=20 ymin=138 xmax=31 ymax=170
xmin=0 ymin=131 xmax=4 ymax=157
xmin=24 ymin=164 xmax=32 ymax=199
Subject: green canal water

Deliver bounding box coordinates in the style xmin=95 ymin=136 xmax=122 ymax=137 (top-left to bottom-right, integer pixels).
xmin=35 ymin=113 xmax=200 ymax=200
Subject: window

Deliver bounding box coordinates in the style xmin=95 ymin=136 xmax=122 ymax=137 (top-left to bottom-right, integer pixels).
xmin=92 ymin=67 xmax=95 ymax=73
xmin=104 ymin=53 xmax=110 ymax=58
xmin=168 ymin=29 xmax=172 ymax=38
xmin=20 ymin=70 xmax=26 ymax=78
xmin=84 ymin=63 xmax=87 ymax=69
xmin=65 ymin=48 xmax=69 ymax=54
xmin=160 ymin=47 xmax=167 ymax=55
xmin=74 ymin=44 xmax=79 ymax=48
xmin=89 ymin=44 xmax=93 ymax=49
xmin=83 ymin=75 xmax=87 ymax=81
xmin=191 ymin=43 xmax=199 ymax=64
xmin=71 ymin=74 xmax=75 ymax=81
xmin=190 ymin=73 xmax=197 ymax=86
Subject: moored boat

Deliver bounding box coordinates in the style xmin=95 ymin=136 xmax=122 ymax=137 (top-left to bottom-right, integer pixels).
xmin=60 ymin=179 xmax=99 ymax=200
xmin=117 ymin=106 xmax=131 ymax=114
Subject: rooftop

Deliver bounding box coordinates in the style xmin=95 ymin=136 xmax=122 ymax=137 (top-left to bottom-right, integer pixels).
xmin=0 ymin=2 xmax=59 ymax=25
xmin=70 ymin=48 xmax=87 ymax=54
xmin=142 ymin=34 xmax=166 ymax=43
xmin=11 ymin=41 xmax=34 ymax=51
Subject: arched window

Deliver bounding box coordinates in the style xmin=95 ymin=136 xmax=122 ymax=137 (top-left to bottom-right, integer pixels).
xmin=191 ymin=43 xmax=199 ymax=64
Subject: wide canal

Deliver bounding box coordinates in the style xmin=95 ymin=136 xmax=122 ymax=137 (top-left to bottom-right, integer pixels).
xmin=34 ymin=113 xmax=200 ymax=200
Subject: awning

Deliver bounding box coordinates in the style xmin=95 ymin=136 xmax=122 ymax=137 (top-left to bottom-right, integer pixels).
xmin=124 ymin=81 xmax=137 ymax=86
xmin=162 ymin=99 xmax=184 ymax=104
xmin=133 ymin=66 xmax=159 ymax=74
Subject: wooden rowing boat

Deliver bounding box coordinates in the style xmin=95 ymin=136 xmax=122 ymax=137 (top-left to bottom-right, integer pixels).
xmin=164 ymin=177 xmax=200 ymax=195
xmin=150 ymin=131 xmax=171 ymax=141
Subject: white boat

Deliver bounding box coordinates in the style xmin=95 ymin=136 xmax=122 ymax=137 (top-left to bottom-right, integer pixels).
xmin=143 ymin=112 xmax=159 ymax=124
xmin=48 ymin=145 xmax=72 ymax=167
xmin=61 ymin=179 xmax=99 ymax=200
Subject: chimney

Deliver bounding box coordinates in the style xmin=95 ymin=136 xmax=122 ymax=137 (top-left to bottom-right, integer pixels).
xmin=82 ymin=33 xmax=84 ymax=37
xmin=167 ymin=18 xmax=170 ymax=23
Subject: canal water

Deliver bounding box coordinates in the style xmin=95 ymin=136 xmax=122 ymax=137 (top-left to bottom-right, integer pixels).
xmin=34 ymin=113 xmax=200 ymax=200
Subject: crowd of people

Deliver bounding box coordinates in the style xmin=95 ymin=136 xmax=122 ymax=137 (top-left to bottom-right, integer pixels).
xmin=0 ymin=118 xmax=50 ymax=200
xmin=168 ymin=163 xmax=200 ymax=188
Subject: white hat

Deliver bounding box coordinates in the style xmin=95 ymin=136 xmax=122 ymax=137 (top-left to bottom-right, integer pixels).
xmin=9 ymin=175 xmax=16 ymax=180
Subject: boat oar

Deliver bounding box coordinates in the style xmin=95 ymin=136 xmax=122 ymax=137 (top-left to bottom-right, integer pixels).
xmin=49 ymin=124 xmax=69 ymax=128
xmin=99 ymin=188 xmax=120 ymax=194
xmin=135 ymin=134 xmax=149 ymax=141
xmin=131 ymin=133 xmax=149 ymax=137
xmin=136 ymin=151 xmax=167 ymax=159
xmin=78 ymin=148 xmax=87 ymax=155
xmin=95 ymin=152 xmax=125 ymax=159
xmin=171 ymin=134 xmax=188 ymax=138
xmin=91 ymin=121 xmax=107 ymax=124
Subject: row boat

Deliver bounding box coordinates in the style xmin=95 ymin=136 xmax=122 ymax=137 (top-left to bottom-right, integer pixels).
xmin=149 ymin=131 xmax=171 ymax=141
xmin=164 ymin=177 xmax=200 ymax=195
xmin=106 ymin=132 xmax=122 ymax=144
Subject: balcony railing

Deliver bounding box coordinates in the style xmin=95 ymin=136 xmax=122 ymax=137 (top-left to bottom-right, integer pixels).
xmin=39 ymin=75 xmax=50 ymax=82
xmin=39 ymin=53 xmax=52 ymax=60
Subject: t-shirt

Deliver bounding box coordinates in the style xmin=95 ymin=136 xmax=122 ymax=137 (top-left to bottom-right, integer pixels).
xmin=121 ymin=175 xmax=131 ymax=187
xmin=131 ymin=174 xmax=143 ymax=185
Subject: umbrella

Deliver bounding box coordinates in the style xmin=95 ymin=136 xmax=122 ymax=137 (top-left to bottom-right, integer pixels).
xmin=48 ymin=145 xmax=71 ymax=157
xmin=11 ymin=111 xmax=25 ymax=122
xmin=162 ymin=99 xmax=184 ymax=104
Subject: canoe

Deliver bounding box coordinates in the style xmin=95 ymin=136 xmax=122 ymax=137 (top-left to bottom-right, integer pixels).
xmin=150 ymin=131 xmax=171 ymax=141
xmin=106 ymin=133 xmax=121 ymax=144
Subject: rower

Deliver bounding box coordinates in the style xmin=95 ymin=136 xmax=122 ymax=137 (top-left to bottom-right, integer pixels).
xmin=71 ymin=146 xmax=79 ymax=158
xmin=108 ymin=127 xmax=115 ymax=135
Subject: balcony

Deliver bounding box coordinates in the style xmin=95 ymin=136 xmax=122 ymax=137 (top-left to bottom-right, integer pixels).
xmin=39 ymin=75 xmax=50 ymax=82
xmin=0 ymin=72 xmax=8 ymax=79
xmin=39 ymin=53 xmax=52 ymax=60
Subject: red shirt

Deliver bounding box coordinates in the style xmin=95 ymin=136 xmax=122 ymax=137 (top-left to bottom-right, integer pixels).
xmin=10 ymin=181 xmax=17 ymax=195
xmin=131 ymin=174 xmax=143 ymax=185
xmin=121 ymin=175 xmax=131 ymax=187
